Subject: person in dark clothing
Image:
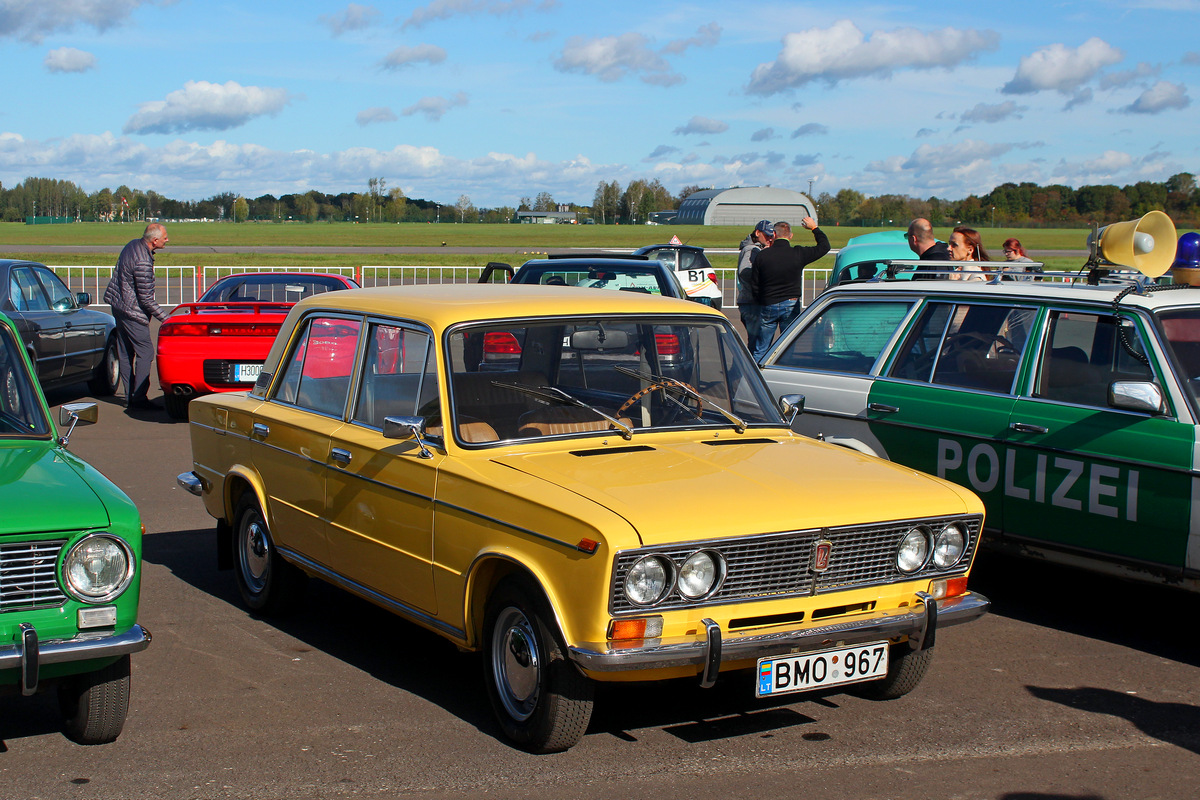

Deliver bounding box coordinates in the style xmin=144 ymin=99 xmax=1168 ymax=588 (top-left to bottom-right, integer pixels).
xmin=103 ymin=223 xmax=170 ymax=410
xmin=750 ymin=218 xmax=830 ymax=360
xmin=907 ymin=218 xmax=951 ymax=280
xmin=736 ymin=219 xmax=774 ymax=354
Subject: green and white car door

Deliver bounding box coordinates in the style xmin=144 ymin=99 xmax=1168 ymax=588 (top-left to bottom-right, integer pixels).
xmin=763 ymin=298 xmax=915 ymax=455
xmin=866 ymin=301 xmax=1038 ymax=533
xmin=1003 ymin=308 xmax=1193 ymax=572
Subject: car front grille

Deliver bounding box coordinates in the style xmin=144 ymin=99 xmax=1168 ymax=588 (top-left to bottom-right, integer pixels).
xmin=1 ymin=540 xmax=67 ymax=611
xmin=609 ymin=515 xmax=981 ymax=615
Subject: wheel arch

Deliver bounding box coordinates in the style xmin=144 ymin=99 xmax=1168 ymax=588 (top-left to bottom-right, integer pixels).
xmin=462 ymin=554 xmax=569 ymax=652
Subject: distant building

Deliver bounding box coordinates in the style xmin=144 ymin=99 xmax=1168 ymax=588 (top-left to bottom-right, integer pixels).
xmin=673 ymin=187 xmax=817 ymax=227
xmin=516 ymin=210 xmax=577 ymax=224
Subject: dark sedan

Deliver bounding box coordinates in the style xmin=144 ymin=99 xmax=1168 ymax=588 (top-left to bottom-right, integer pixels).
xmin=479 ymin=256 xmax=688 ymax=299
xmin=0 ymin=259 xmax=118 ymax=395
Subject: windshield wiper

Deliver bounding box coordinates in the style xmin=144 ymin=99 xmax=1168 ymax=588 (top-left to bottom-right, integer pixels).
xmin=614 ymin=367 xmax=748 ymax=433
xmin=496 ymin=381 xmax=634 ymax=440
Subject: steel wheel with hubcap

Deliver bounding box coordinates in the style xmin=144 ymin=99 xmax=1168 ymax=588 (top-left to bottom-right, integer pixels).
xmin=483 ymin=579 xmax=594 ymax=753
xmin=234 ymin=494 xmax=306 ymax=614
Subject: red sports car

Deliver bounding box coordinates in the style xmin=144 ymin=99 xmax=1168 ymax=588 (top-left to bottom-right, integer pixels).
xmin=156 ymin=272 xmax=359 ymax=418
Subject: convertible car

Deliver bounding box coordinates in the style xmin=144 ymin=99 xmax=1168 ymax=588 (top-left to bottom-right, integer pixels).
xmin=178 ymin=284 xmax=988 ymax=752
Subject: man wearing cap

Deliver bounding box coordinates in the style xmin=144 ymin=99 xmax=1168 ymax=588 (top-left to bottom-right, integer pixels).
xmin=736 ymin=220 xmax=774 ymax=354
xmin=750 ymin=217 xmax=830 ymax=361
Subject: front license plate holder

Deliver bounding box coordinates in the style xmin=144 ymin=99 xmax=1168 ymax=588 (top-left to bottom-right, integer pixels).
xmin=756 ymin=641 xmax=889 ymax=698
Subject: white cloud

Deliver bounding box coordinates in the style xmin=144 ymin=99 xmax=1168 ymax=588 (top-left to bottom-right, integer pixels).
xmin=320 ymin=4 xmax=380 ymax=36
xmin=1001 ymin=38 xmax=1124 ymax=94
xmin=746 ymin=20 xmax=999 ymax=94
xmin=402 ymin=0 xmax=555 ymax=31
xmin=1119 ymin=80 xmax=1190 ymax=113
xmin=0 ymin=0 xmax=158 ymax=44
xmin=959 ymin=101 xmax=1027 ymax=124
xmin=750 ymin=128 xmax=775 ymax=142
xmin=1099 ymin=62 xmax=1160 ymax=90
xmin=662 ymin=22 xmax=720 ymax=55
xmin=401 ymin=92 xmax=468 ymax=121
xmin=356 ymin=107 xmax=397 ymax=126
xmin=381 ymin=44 xmax=447 ymax=69
xmin=673 ymin=116 xmax=727 ymax=135
xmin=553 ymin=33 xmax=682 ymax=86
xmin=123 ymin=81 xmax=293 ymax=135
xmin=44 ymin=47 xmax=96 ymax=73
xmin=792 ymin=123 xmax=828 ymax=137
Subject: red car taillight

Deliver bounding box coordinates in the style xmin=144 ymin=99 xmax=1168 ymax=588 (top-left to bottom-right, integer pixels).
xmin=655 ymin=333 xmax=681 ymax=355
xmin=160 ymin=322 xmax=281 ymax=337
xmin=483 ymin=332 xmax=522 ymax=354
xmin=159 ymin=321 xmax=209 ymax=337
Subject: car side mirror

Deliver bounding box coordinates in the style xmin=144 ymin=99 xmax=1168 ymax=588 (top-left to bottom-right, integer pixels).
xmin=58 ymin=401 xmax=98 ymax=447
xmin=1109 ymin=381 xmax=1164 ymax=415
xmin=779 ymin=393 xmax=805 ymax=426
xmin=383 ymin=415 xmax=434 ymax=458
xmin=76 ymin=292 xmax=91 ymax=307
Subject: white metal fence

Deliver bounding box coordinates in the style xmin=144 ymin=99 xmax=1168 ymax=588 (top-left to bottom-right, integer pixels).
xmin=50 ymin=265 xmax=834 ymax=311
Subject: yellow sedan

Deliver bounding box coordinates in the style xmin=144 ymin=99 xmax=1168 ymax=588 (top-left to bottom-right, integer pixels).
xmin=178 ymin=284 xmax=988 ymax=752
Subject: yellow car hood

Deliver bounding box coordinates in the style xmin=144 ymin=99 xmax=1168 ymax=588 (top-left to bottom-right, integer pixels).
xmin=489 ymin=436 xmax=979 ymax=547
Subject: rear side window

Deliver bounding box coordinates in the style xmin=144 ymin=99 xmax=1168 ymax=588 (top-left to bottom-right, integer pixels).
xmin=352 ymin=324 xmax=436 ymax=429
xmin=890 ymin=302 xmax=1034 ymax=394
xmin=773 ymin=301 xmax=912 ymax=374
xmin=1035 ymin=310 xmax=1154 ymax=407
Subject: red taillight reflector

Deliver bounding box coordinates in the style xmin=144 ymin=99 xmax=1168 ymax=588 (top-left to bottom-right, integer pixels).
xmin=483 ymin=332 xmax=522 ymax=354
xmin=655 ymin=333 xmax=681 ymax=355
xmin=159 ymin=322 xmax=209 ymax=337
xmin=212 ymin=324 xmax=282 ymax=336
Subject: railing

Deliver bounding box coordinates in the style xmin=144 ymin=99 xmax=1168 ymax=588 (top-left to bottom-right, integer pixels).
xmin=50 ymin=265 xmax=834 ymax=312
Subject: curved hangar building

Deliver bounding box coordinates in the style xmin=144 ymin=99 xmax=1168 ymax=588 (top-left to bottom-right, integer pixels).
xmin=673 ymin=186 xmax=817 ymax=227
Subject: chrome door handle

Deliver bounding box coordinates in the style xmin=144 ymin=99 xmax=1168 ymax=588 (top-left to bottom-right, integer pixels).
xmin=868 ymin=403 xmax=899 ymax=413
xmin=1009 ymin=422 xmax=1048 ymax=434
xmin=331 ymin=448 xmax=352 ymax=467
xmin=252 ymin=423 xmax=269 ymax=438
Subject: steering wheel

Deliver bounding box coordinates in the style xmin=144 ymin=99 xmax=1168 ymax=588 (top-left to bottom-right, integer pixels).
xmin=617 ymin=379 xmax=704 ymax=421
xmin=943 ymin=331 xmax=1017 ymax=357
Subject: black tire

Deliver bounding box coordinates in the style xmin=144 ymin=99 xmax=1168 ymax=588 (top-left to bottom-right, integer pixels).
xmin=853 ymin=645 xmax=933 ymax=700
xmin=483 ymin=579 xmax=594 ymax=753
xmin=164 ymin=393 xmax=190 ymax=420
xmin=58 ymin=654 xmax=131 ymax=745
xmin=88 ymin=335 xmax=120 ymax=396
xmin=233 ymin=494 xmax=306 ymax=614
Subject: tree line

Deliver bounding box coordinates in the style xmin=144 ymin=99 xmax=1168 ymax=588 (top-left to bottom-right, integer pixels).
xmin=2 ymin=173 xmax=1199 ymax=227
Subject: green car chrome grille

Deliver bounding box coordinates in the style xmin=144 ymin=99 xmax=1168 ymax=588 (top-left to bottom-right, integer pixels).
xmin=609 ymin=515 xmax=981 ymax=615
xmin=1 ymin=540 xmax=67 ymax=612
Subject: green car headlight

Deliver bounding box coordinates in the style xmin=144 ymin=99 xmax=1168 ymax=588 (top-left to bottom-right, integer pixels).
xmin=62 ymin=534 xmax=134 ymax=604
xmin=933 ymin=524 xmax=967 ymax=569
xmin=624 ymin=555 xmax=672 ymax=606
xmin=896 ymin=527 xmax=931 ymax=574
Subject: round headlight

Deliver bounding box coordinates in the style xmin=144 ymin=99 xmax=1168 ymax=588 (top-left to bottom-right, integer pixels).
xmin=678 ymin=550 xmax=723 ymax=599
xmin=624 ymin=555 xmax=671 ymax=606
xmin=896 ymin=527 xmax=931 ymax=574
xmin=63 ymin=535 xmax=134 ymax=603
xmin=933 ymin=524 xmax=967 ymax=568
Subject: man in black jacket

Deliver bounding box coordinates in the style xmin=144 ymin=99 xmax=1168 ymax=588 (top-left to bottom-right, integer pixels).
xmin=104 ymin=223 xmax=170 ymax=410
xmin=907 ymin=218 xmax=950 ymax=279
xmin=750 ymin=218 xmax=830 ymax=360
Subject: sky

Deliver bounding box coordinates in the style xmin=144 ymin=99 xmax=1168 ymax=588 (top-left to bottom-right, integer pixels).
xmin=1 ymin=0 xmax=1199 ymax=209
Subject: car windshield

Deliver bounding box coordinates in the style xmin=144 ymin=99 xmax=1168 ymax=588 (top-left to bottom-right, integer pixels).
xmin=444 ymin=315 xmax=781 ymax=443
xmin=200 ymin=275 xmax=354 ymax=303
xmin=0 ymin=325 xmax=50 ymax=437
xmin=514 ymin=265 xmax=670 ymax=296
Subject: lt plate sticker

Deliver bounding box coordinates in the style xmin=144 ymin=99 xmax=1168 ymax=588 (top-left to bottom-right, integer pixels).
xmin=756 ymin=642 xmax=888 ymax=697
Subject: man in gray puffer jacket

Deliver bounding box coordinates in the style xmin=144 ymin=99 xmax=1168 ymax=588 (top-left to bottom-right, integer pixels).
xmin=104 ymin=223 xmax=170 ymax=409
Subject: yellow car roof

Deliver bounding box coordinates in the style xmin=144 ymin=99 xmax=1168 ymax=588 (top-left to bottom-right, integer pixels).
xmin=291 ymin=283 xmax=721 ymax=328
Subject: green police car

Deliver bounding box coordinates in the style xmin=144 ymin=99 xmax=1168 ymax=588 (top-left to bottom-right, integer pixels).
xmin=760 ymin=263 xmax=1200 ymax=591
xmin=0 ymin=310 xmax=150 ymax=744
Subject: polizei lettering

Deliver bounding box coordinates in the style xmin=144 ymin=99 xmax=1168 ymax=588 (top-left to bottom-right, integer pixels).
xmin=936 ymin=438 xmax=1138 ymax=522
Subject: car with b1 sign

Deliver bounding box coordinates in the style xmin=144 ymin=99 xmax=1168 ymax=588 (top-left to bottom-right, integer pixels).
xmin=177 ymin=284 xmax=988 ymax=752
xmin=156 ymin=272 xmax=359 ymax=419
xmin=0 ymin=310 xmax=149 ymax=744
xmin=760 ymin=211 xmax=1200 ymax=591
xmin=633 ymin=237 xmax=724 ymax=308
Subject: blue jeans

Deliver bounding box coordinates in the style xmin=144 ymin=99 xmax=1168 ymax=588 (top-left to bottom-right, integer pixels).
xmin=739 ymin=303 xmax=761 ymax=355
xmin=753 ymin=299 xmax=799 ymax=361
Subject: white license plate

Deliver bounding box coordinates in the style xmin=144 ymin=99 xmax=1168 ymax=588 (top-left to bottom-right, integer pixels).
xmin=234 ymin=363 xmax=263 ymax=383
xmin=756 ymin=641 xmax=889 ymax=698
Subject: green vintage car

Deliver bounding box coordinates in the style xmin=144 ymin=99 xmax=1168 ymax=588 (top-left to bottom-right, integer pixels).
xmin=0 ymin=310 xmax=150 ymax=744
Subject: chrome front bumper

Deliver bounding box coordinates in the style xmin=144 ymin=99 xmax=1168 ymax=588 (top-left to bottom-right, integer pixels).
xmin=569 ymin=592 xmax=988 ymax=687
xmin=1 ymin=624 xmax=152 ymax=696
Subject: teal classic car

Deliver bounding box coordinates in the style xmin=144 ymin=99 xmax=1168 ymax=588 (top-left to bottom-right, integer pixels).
xmin=0 ymin=311 xmax=149 ymax=744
